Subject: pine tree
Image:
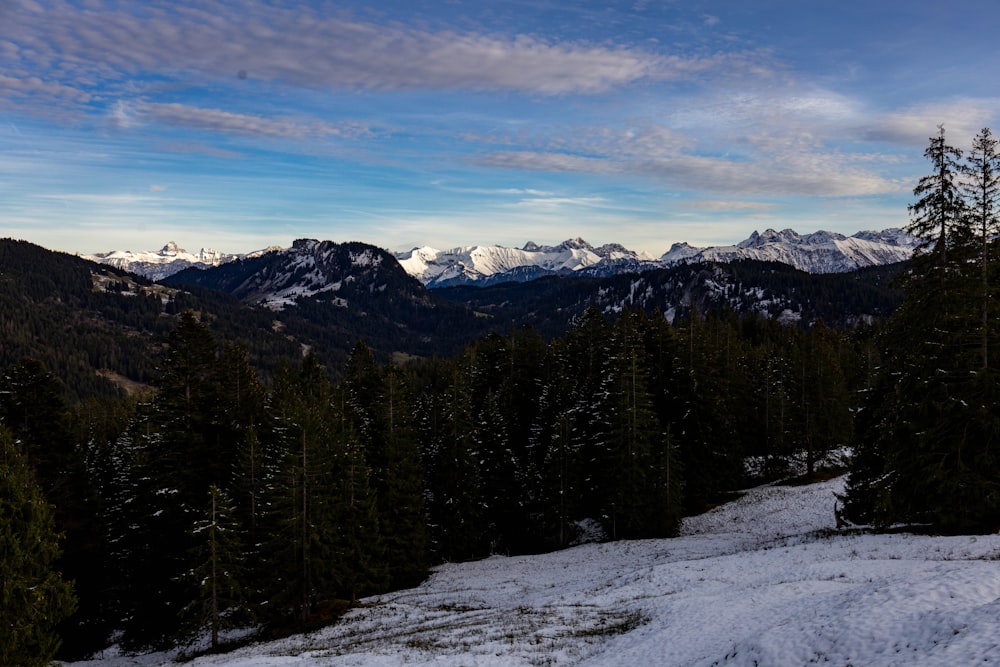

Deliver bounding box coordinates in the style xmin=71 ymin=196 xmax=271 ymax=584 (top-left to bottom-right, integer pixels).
xmin=341 ymin=343 xmax=428 ymax=588
xmin=597 ymin=310 xmax=680 ymax=538
xmin=0 ymin=427 xmax=77 ymax=666
xmin=112 ymin=311 xmax=227 ymax=649
xmin=848 ymin=127 xmax=1000 ymax=531
xmin=961 ymin=127 xmax=1000 ymax=370
xmin=260 ymin=353 xmax=340 ymax=625
xmin=0 ymin=358 xmax=110 ymax=657
xmin=377 ymin=365 xmax=428 ymax=588
xmin=178 ymin=485 xmax=248 ymax=650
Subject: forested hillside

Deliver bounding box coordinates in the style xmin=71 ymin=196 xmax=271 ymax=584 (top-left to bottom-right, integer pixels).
xmin=0 ymin=239 xmax=306 ymax=398
xmin=1 ymin=301 xmax=865 ymax=659
xmin=438 ymin=259 xmax=903 ymax=338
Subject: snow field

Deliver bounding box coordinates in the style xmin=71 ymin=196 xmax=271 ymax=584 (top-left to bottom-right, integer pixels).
xmin=64 ymin=476 xmax=1000 ymax=667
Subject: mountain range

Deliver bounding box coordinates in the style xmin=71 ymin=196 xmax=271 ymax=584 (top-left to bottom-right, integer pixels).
xmin=84 ymin=227 xmax=919 ymax=286
xmin=3 ymin=233 xmax=905 ymax=402
xmin=82 ymin=241 xmax=277 ymax=281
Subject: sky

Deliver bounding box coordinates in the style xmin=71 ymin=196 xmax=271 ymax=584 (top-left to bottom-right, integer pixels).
xmin=3 ymin=0 xmax=1000 ymax=257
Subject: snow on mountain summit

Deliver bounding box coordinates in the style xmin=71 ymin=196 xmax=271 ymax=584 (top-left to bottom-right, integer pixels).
xmin=661 ymin=227 xmax=919 ymax=274
xmin=82 ymin=242 xmax=274 ymax=281
xmin=398 ymin=228 xmax=918 ymax=287
xmin=393 ymin=238 xmax=610 ymax=287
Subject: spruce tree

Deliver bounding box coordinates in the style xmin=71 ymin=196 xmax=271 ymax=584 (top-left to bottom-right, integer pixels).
xmin=961 ymin=127 xmax=1000 ymax=370
xmin=113 ymin=311 xmax=226 ymax=649
xmin=0 ymin=358 xmax=110 ymax=657
xmin=597 ymin=310 xmax=680 ymax=538
xmin=260 ymin=353 xmax=340 ymax=625
xmin=848 ymin=127 xmax=1000 ymax=531
xmin=341 ymin=343 xmax=428 ymax=588
xmin=328 ymin=395 xmax=387 ymax=601
xmin=178 ymin=485 xmax=248 ymax=650
xmin=418 ymin=360 xmax=484 ymax=561
xmin=0 ymin=427 xmax=77 ymax=666
xmin=377 ymin=365 xmax=429 ymax=588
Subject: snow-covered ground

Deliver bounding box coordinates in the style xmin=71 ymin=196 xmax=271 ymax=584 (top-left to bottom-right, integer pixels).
xmin=64 ymin=476 xmax=1000 ymax=667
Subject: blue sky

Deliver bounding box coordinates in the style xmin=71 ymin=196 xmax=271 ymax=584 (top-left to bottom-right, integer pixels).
xmin=2 ymin=0 xmax=999 ymax=256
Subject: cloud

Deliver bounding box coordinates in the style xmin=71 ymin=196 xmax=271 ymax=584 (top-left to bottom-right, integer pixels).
xmin=152 ymin=142 xmax=245 ymax=159
xmin=0 ymin=0 xmax=733 ymax=97
xmin=506 ymin=195 xmax=609 ymax=211
xmin=141 ymin=103 xmax=369 ymax=140
xmin=861 ymin=99 xmax=1000 ymax=146
xmin=473 ymin=151 xmax=622 ymax=174
xmin=684 ymin=200 xmax=776 ymax=212
xmin=471 ymin=130 xmax=900 ymax=198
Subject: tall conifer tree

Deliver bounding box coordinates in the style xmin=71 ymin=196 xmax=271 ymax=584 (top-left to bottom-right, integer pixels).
xmin=0 ymin=427 xmax=77 ymax=666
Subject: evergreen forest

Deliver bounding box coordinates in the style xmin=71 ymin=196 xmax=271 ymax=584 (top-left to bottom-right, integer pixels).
xmin=3 ymin=126 xmax=1000 ymax=663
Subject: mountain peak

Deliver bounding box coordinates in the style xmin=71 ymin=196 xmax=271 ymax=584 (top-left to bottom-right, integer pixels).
xmin=561 ymin=237 xmax=593 ymax=250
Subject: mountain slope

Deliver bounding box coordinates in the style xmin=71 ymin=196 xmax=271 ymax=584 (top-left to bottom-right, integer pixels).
xmin=161 ymin=239 xmax=487 ymax=360
xmin=437 ymin=259 xmax=904 ymax=337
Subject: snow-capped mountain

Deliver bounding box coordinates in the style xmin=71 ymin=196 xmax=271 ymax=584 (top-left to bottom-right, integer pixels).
xmin=398 ymin=228 xmax=918 ymax=287
xmin=163 ymin=238 xmax=426 ymax=311
xmin=394 ymin=238 xmax=655 ymax=287
xmin=81 ymin=242 xmax=274 ymax=281
xmin=660 ymin=228 xmax=918 ymax=274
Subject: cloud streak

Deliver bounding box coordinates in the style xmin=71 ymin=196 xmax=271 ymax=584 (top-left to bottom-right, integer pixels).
xmin=142 ymin=103 xmax=369 ymax=140
xmin=0 ymin=0 xmax=734 ymax=97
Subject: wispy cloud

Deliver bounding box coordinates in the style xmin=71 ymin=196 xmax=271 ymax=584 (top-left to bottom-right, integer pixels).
xmin=684 ymin=200 xmax=777 ymax=212
xmin=0 ymin=0 xmax=737 ymax=98
xmin=470 ymin=120 xmax=901 ymax=198
xmin=862 ymin=98 xmax=1000 ymax=146
xmin=142 ymin=103 xmax=369 ymax=140
xmin=506 ymin=195 xmax=609 ymax=211
xmin=474 ymin=151 xmax=622 ymax=174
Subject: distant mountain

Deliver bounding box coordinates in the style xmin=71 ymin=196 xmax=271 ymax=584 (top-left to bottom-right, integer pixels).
xmin=661 ymin=228 xmax=918 ymax=274
xmin=0 ymin=238 xmax=309 ymax=398
xmin=398 ymin=228 xmax=918 ymax=287
xmin=81 ymin=242 xmax=275 ymax=281
xmin=161 ymin=239 xmax=485 ymax=360
xmin=163 ymin=239 xmax=426 ymax=310
xmin=394 ymin=238 xmax=654 ymax=287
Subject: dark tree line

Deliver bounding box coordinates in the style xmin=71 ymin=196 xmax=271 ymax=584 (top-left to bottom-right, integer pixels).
xmin=845 ymin=126 xmax=1000 ymax=532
